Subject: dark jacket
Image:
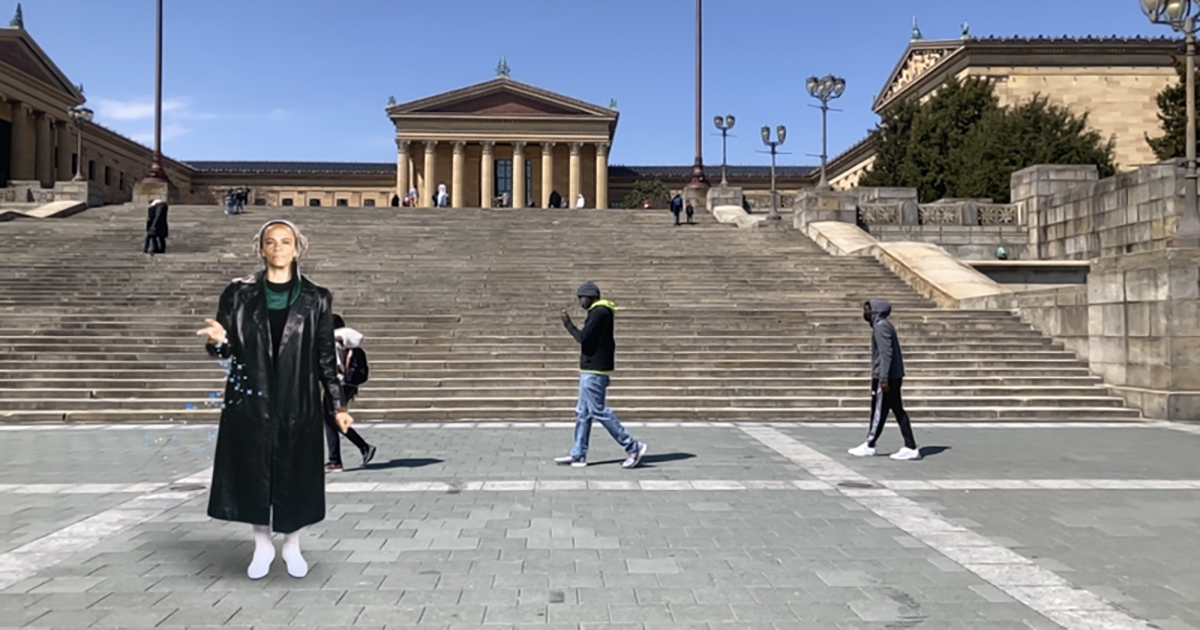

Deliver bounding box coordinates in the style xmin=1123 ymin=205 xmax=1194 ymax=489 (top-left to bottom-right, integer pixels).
xmin=564 ymin=301 xmax=617 ymax=373
xmin=205 ymin=271 xmax=344 ymax=534
xmin=146 ymin=203 xmax=168 ymax=238
xmin=868 ymin=298 xmax=905 ymax=380
xmin=670 ymin=195 xmax=683 ymax=213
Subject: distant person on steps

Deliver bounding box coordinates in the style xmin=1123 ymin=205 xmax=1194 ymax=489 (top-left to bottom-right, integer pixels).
xmin=143 ymin=199 xmax=168 ymax=254
xmin=848 ymin=299 xmax=921 ymax=461
xmin=670 ymin=194 xmax=683 ymax=226
xmin=196 ymin=219 xmax=353 ymax=580
xmin=685 ymin=201 xmax=695 ymax=225
xmin=556 ymin=281 xmax=648 ymax=469
xmin=324 ymin=313 xmax=377 ymax=472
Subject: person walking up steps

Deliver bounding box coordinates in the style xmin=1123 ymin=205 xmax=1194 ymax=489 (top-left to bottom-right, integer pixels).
xmin=849 ymin=298 xmax=921 ymax=460
xmin=555 ymin=281 xmax=648 ymax=468
xmin=324 ymin=314 xmax=377 ymax=472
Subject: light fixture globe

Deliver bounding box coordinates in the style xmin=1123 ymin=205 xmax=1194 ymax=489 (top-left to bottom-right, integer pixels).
xmin=776 ymin=125 xmax=787 ymax=145
xmin=760 ymin=125 xmax=770 ymax=145
xmin=725 ymin=114 xmax=735 ymax=129
xmin=72 ymin=106 xmax=94 ymax=122
xmin=1167 ymin=0 xmax=1190 ymax=21
xmin=1142 ymin=0 xmax=1166 ymax=16
xmin=806 ymin=76 xmax=819 ymax=96
xmin=831 ymin=77 xmax=846 ymax=98
xmin=713 ymin=114 xmax=723 ymax=129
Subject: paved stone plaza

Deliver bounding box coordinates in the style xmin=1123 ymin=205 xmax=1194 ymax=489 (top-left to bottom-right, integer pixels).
xmin=1 ymin=422 xmax=1199 ymax=629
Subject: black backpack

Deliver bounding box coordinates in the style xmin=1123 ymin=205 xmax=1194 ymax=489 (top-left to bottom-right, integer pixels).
xmin=344 ymin=347 xmax=370 ymax=386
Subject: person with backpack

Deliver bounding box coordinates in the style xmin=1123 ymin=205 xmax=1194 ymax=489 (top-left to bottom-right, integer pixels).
xmin=324 ymin=314 xmax=377 ymax=471
xmin=670 ymin=194 xmax=683 ymax=226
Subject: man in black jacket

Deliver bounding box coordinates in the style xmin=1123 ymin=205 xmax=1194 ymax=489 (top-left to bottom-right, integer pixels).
xmin=556 ymin=281 xmax=648 ymax=468
xmin=849 ymin=299 xmax=920 ymax=460
xmin=143 ymin=199 xmax=168 ymax=254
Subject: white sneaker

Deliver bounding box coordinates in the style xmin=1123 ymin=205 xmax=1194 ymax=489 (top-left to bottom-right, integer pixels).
xmin=890 ymin=447 xmax=922 ymax=461
xmin=847 ymin=443 xmax=876 ymax=457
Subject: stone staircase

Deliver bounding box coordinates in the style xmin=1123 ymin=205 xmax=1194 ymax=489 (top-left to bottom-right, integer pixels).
xmin=0 ymin=204 xmax=1139 ymax=422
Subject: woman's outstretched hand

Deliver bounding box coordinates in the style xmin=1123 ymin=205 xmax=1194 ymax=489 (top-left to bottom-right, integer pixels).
xmin=197 ymin=318 xmax=227 ymax=345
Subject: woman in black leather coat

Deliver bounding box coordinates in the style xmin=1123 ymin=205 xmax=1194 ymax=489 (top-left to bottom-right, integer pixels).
xmin=197 ymin=219 xmax=353 ymax=580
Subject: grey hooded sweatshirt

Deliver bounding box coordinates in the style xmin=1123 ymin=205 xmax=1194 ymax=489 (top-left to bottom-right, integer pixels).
xmin=867 ymin=299 xmax=905 ymax=380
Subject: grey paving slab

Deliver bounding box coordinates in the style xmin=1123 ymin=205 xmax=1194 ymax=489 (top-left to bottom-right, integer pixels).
xmin=332 ymin=426 xmax=810 ymax=481
xmin=0 ymin=427 xmax=214 ymax=484
xmin=914 ymin=488 xmax=1200 ymax=629
xmin=0 ymin=494 xmax=136 ymax=554
xmin=781 ymin=425 xmax=1200 ymax=480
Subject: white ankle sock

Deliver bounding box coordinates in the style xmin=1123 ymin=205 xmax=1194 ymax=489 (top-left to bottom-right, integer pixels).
xmin=248 ymin=525 xmax=274 ymax=580
xmin=281 ymin=531 xmax=308 ymax=578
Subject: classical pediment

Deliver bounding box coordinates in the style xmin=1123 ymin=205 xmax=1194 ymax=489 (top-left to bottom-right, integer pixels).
xmin=388 ymin=77 xmax=616 ymax=119
xmin=0 ymin=29 xmax=84 ymax=104
xmin=873 ymin=41 xmax=964 ymax=111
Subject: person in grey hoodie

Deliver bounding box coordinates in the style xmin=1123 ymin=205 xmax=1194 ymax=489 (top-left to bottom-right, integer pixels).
xmin=849 ymin=299 xmax=921 ymax=460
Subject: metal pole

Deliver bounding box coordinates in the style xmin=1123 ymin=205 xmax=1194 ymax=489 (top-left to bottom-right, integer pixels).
xmin=72 ymin=121 xmax=83 ymax=182
xmin=769 ymin=145 xmax=778 ymax=220
xmin=720 ymin=129 xmax=728 ymax=186
xmin=687 ymin=0 xmax=707 ymax=187
xmin=818 ymin=101 xmax=830 ymax=189
xmin=1182 ymin=25 xmax=1200 ymax=247
xmin=145 ymin=0 xmax=169 ymax=182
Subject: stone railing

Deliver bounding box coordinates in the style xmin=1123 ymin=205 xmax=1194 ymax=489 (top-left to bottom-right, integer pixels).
xmin=857 ymin=199 xmax=1020 ymax=226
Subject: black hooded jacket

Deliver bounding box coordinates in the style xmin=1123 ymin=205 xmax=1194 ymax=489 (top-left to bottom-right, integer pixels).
xmin=867 ymin=298 xmax=905 ymax=380
xmin=564 ymin=301 xmax=617 ymax=373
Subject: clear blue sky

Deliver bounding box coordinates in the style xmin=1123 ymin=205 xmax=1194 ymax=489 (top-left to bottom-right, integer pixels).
xmin=22 ymin=0 xmax=1174 ymax=167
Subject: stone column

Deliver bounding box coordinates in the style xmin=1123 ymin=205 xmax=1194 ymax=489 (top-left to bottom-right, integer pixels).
xmin=595 ymin=143 xmax=609 ymax=210
xmin=451 ymin=141 xmax=466 ymax=208
xmin=8 ymin=101 xmax=33 ymax=181
xmin=540 ymin=142 xmax=556 ymax=208
xmin=480 ymin=141 xmax=494 ymax=208
xmin=35 ymin=112 xmax=53 ymax=187
xmin=423 ymin=140 xmax=438 ymax=207
xmin=569 ymin=142 xmax=582 ymax=208
xmin=55 ymin=121 xmax=72 ymax=181
xmin=512 ymin=142 xmax=526 ymax=208
xmin=395 ymin=139 xmax=410 ymax=203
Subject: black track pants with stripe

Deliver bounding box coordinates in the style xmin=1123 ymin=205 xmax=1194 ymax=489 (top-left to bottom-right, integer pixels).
xmin=866 ymin=378 xmax=916 ymax=449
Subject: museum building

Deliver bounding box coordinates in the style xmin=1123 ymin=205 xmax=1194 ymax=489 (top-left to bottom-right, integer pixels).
xmin=0 ymin=17 xmax=1185 ymax=210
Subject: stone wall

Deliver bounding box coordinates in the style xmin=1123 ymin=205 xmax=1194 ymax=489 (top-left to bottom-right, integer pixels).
xmin=867 ymin=224 xmax=1030 ymax=260
xmin=1011 ymin=163 xmax=1182 ymax=260
xmin=959 ymin=249 xmax=1200 ymax=420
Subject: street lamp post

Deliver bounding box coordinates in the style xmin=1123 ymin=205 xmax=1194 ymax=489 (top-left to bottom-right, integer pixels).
xmin=686 ymin=0 xmax=709 ymax=194
xmin=142 ymin=0 xmax=169 ymax=184
xmin=713 ymin=114 xmax=735 ymax=186
xmin=1142 ymin=0 xmax=1200 ymax=248
xmin=68 ymin=107 xmax=93 ymax=182
xmin=761 ymin=125 xmax=787 ymax=221
xmin=806 ymin=74 xmax=846 ymax=191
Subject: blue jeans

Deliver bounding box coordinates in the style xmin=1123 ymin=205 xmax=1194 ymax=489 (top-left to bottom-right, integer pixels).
xmin=570 ymin=373 xmax=637 ymax=458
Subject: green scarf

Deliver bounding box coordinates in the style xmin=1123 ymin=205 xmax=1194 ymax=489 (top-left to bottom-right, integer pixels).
xmin=263 ymin=271 xmax=301 ymax=310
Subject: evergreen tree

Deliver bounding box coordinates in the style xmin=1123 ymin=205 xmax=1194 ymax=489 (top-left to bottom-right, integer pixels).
xmin=860 ymin=76 xmax=1114 ymax=203
xmin=1146 ymin=57 xmax=1200 ymax=161
xmin=956 ymin=96 xmax=1115 ymax=202
xmin=897 ymin=77 xmax=998 ymax=202
xmin=858 ymin=98 xmax=918 ymax=189
xmin=621 ymin=179 xmax=671 ymax=209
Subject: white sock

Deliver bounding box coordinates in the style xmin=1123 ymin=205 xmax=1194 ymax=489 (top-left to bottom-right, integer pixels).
xmin=248 ymin=525 xmax=274 ymax=580
xmin=281 ymin=531 xmax=308 ymax=578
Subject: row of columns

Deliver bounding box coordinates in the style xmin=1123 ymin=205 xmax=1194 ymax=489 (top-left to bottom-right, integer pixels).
xmin=6 ymin=99 xmax=77 ymax=187
xmin=394 ymin=140 xmax=609 ymax=209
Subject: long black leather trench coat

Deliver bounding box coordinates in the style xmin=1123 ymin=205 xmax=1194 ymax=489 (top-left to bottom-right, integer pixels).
xmin=205 ymin=271 xmax=344 ymax=533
